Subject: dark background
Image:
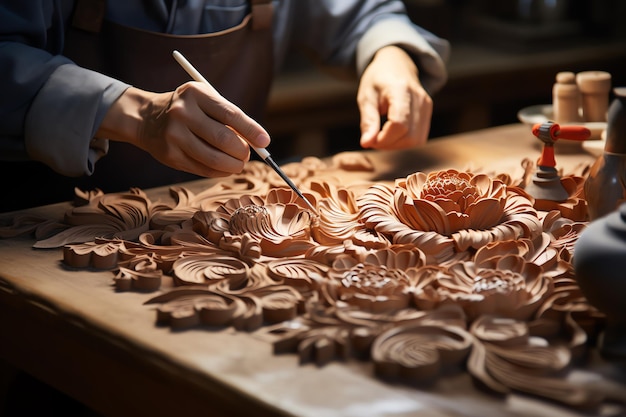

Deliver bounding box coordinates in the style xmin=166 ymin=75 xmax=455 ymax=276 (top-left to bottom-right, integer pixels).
xmin=2 ymin=0 xmax=626 ymax=213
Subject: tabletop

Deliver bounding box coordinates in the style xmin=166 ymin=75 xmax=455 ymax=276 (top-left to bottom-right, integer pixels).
xmin=1 ymin=124 xmax=624 ymax=417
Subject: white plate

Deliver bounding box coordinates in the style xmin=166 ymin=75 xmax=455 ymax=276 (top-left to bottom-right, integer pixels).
xmin=517 ymin=104 xmax=554 ymax=125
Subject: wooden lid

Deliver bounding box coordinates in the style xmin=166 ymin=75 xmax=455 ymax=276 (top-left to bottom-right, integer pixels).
xmin=576 ymin=71 xmax=612 ymax=93
xmin=555 ymin=71 xmax=575 ymax=84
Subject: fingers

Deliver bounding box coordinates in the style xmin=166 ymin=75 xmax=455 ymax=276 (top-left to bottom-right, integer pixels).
xmin=183 ymin=105 xmax=251 ymax=161
xmin=177 ymin=82 xmax=273 ymax=171
xmin=179 ymin=122 xmax=251 ymax=177
xmin=170 ymin=140 xmax=245 ymax=178
xmin=357 ymin=45 xmax=434 ymax=150
xmin=359 ymin=84 xmax=433 ymax=150
xmin=376 ymin=83 xmax=411 ymax=148
xmin=358 ymin=90 xmax=382 ymax=149
xmin=190 ymin=83 xmax=271 ymax=150
xmin=411 ymin=92 xmax=432 ymax=147
xmin=142 ymin=105 xmax=249 ymax=177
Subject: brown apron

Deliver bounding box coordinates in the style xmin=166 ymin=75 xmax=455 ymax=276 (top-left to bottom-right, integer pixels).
xmin=63 ymin=0 xmax=275 ymax=193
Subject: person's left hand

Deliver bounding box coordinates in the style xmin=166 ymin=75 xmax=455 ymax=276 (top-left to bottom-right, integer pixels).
xmin=357 ymin=45 xmax=433 ymax=150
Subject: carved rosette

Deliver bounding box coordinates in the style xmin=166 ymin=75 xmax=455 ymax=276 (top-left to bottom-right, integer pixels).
xmin=359 ymin=169 xmax=543 ymax=262
xmin=229 ymin=202 xmax=315 ymax=257
xmin=441 ymin=253 xmax=553 ymax=321
xmin=322 ymin=247 xmax=427 ymax=313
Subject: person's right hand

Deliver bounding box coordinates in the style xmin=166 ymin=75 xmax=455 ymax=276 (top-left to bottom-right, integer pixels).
xmin=96 ymin=82 xmax=271 ymax=178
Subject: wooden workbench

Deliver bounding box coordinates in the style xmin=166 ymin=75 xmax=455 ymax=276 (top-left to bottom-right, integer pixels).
xmin=0 ymin=124 xmax=623 ymax=417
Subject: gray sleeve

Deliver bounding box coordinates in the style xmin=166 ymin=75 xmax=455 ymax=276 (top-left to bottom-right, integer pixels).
xmin=26 ymin=64 xmax=129 ymax=177
xmin=279 ymin=0 xmax=449 ymax=92
xmin=0 ymin=1 xmax=129 ymax=177
xmin=356 ymin=18 xmax=449 ymax=94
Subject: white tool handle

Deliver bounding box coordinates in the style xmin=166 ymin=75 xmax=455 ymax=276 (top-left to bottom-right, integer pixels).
xmin=172 ymin=50 xmax=271 ymax=160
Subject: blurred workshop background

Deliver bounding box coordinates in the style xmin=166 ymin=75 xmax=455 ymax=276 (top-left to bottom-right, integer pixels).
xmin=266 ymin=0 xmax=626 ymax=160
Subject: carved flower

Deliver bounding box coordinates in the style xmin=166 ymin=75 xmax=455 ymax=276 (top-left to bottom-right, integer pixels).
xmin=473 ymin=234 xmax=569 ymax=279
xmin=194 ymin=196 xmax=316 ymax=258
xmin=150 ymin=176 xmax=269 ymax=228
xmin=359 ymin=169 xmax=542 ymax=262
xmin=308 ymin=181 xmax=388 ymax=248
xmin=439 ymin=254 xmax=553 ymax=321
xmin=324 ymin=247 xmax=426 ymax=313
xmin=399 ymin=170 xmax=508 ymax=232
xmin=34 ymin=188 xmax=168 ymax=248
xmin=541 ymin=210 xmax=587 ymax=258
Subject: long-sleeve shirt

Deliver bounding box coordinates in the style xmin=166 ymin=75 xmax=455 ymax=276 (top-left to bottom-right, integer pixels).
xmin=0 ymin=0 xmax=450 ymax=177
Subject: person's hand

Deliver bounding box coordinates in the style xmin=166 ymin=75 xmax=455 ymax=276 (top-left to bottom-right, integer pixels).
xmin=97 ymin=82 xmax=271 ymax=178
xmin=357 ymin=45 xmax=433 ymax=150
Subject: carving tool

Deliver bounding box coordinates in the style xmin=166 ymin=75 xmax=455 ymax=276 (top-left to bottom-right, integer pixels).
xmin=172 ymin=50 xmax=317 ymax=213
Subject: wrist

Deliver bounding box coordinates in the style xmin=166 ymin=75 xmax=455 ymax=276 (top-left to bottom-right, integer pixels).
xmin=96 ymin=87 xmax=151 ymax=147
xmin=374 ymin=45 xmax=418 ymax=74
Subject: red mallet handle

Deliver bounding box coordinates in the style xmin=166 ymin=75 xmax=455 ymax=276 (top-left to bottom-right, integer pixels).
xmin=532 ymin=122 xmax=591 ymax=142
xmin=557 ymin=125 xmax=591 ymax=141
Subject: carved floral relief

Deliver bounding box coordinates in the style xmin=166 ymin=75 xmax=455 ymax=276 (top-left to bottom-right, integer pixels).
xmin=1 ymin=153 xmax=622 ymax=411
